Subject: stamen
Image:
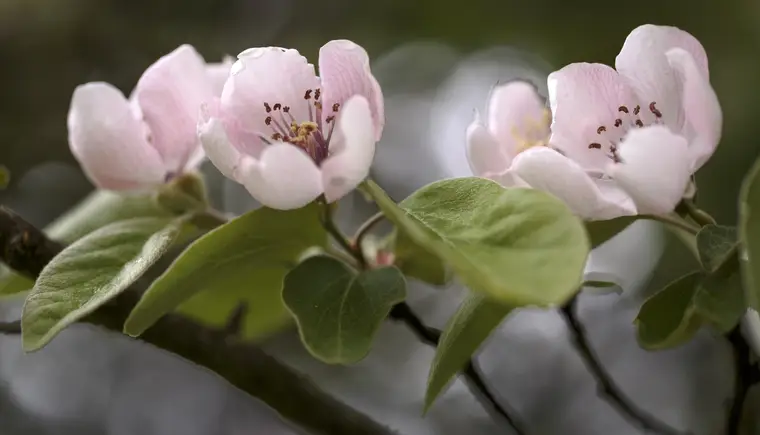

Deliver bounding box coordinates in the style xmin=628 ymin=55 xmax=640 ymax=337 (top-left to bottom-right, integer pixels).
xmin=264 ymin=102 xmax=272 ymax=113
xmin=315 ymin=101 xmax=323 ymax=132
xmin=649 ymin=102 xmax=662 ymax=119
xmin=304 ymin=90 xmax=313 ymax=100
xmin=314 ymin=88 xmax=321 ymax=101
xmin=332 ymin=103 xmax=340 ymax=113
xmin=633 ymin=105 xmax=641 ymax=115
xmin=273 ymin=103 xmax=282 ymax=111
xmin=618 ymin=105 xmax=629 ymax=114
xmin=588 ymin=143 xmax=602 ymax=149
xmin=614 ymin=119 xmax=622 ymax=127
xmin=635 ymin=120 xmax=644 ymax=127
xmin=597 ymin=126 xmax=606 ymax=134
xmin=283 ymin=106 xmax=297 ymax=124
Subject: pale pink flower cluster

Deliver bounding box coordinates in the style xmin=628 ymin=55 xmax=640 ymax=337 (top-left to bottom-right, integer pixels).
xmin=466 ymin=24 xmax=722 ymax=220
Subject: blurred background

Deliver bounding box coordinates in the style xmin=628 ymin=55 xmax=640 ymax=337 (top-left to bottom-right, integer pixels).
xmin=0 ymin=0 xmax=757 ymax=433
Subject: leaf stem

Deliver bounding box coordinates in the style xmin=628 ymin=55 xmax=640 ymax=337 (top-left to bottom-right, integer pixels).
xmin=0 ymin=205 xmax=398 ymax=435
xmin=353 ymin=212 xmax=386 ymax=249
xmin=389 ymin=302 xmax=527 ymax=435
xmin=726 ymin=326 xmax=760 ymax=435
xmin=318 ymin=198 xmax=367 ymax=268
xmin=645 ymin=214 xmax=701 ymax=235
xmin=680 ymin=199 xmax=716 ymax=227
xmin=560 ymin=293 xmax=689 ymax=435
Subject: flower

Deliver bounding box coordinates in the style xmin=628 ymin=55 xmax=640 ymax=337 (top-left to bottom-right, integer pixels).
xmin=67 ymin=45 xmax=232 ymax=190
xmin=198 ymin=40 xmax=384 ymax=210
xmin=466 ymin=24 xmax=721 ymax=220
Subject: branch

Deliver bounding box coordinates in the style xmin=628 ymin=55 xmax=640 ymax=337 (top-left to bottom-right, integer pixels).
xmin=560 ymin=294 xmax=689 ymax=435
xmin=389 ymin=303 xmax=528 ymax=435
xmin=0 ymin=206 xmax=397 ymax=435
xmin=726 ymin=327 xmax=760 ymax=435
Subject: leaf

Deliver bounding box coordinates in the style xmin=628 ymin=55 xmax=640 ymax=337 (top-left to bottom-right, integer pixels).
xmin=389 ymin=230 xmax=450 ymax=286
xmin=123 ymin=203 xmax=327 ymax=339
xmin=282 ymin=255 xmax=407 ymax=364
xmin=425 ymin=293 xmax=514 ymax=410
xmin=635 ymin=272 xmax=704 ymax=350
xmin=694 ymin=266 xmax=745 ymax=332
xmin=740 ymin=156 xmax=760 ymax=311
xmin=22 ymin=217 xmax=180 ymax=351
xmin=585 ymin=216 xmax=637 ymax=249
xmin=0 ymin=165 xmax=9 ymax=189
xmin=696 ymin=224 xmax=739 ymax=273
xmin=363 ymin=178 xmax=589 ymax=306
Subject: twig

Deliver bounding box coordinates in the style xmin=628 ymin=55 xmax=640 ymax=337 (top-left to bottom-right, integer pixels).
xmin=560 ymin=294 xmax=688 ymax=435
xmin=726 ymin=326 xmax=760 ymax=435
xmin=0 ymin=205 xmax=397 ymax=435
xmin=389 ymin=303 xmax=528 ymax=435
xmin=0 ymin=321 xmax=21 ymax=334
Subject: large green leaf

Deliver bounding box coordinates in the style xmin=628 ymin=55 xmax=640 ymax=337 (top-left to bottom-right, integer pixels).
xmin=22 ymin=217 xmax=180 ymax=351
xmin=694 ymin=266 xmax=745 ymax=332
xmin=740 ymin=158 xmax=760 ymax=311
xmin=425 ymin=293 xmax=514 ymax=410
xmin=123 ymin=203 xmax=327 ymax=339
xmin=363 ymin=178 xmax=589 ymax=306
xmin=696 ymin=224 xmax=738 ymax=273
xmin=635 ymin=272 xmax=703 ymax=350
xmin=282 ymin=255 xmax=406 ymax=364
xmin=0 ymin=190 xmax=172 ymax=296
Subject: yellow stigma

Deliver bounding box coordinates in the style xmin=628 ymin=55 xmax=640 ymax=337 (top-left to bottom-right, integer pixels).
xmin=511 ymin=108 xmax=551 ymax=154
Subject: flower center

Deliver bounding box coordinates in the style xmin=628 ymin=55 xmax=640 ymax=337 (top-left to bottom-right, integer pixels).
xmin=587 ymin=102 xmax=664 ymax=163
xmin=512 ymin=108 xmax=551 ymax=154
xmin=260 ymin=88 xmax=341 ymax=165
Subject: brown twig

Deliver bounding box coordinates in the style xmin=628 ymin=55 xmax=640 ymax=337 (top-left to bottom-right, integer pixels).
xmin=0 ymin=205 xmax=397 ymax=435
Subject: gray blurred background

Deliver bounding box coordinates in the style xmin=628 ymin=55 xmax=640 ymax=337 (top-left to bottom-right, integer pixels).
xmin=0 ymin=0 xmax=757 ymax=433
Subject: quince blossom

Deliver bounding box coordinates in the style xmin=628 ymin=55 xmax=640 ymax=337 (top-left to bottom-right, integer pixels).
xmin=467 ymin=25 xmax=721 ymax=219
xmin=67 ymin=45 xmax=232 ymax=190
xmin=198 ymin=40 xmax=384 ymax=210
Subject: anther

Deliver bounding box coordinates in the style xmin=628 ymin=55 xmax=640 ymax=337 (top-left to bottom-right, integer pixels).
xmin=326 ymin=115 xmax=335 ymax=124
xmin=332 ymin=103 xmax=340 ymax=112
xmin=597 ymin=126 xmax=606 ymax=134
xmin=315 ymin=102 xmax=323 ymax=110
xmin=635 ymin=120 xmax=644 ymax=127
xmin=588 ymin=143 xmax=602 ymax=149
xmin=314 ymin=89 xmax=321 ymax=100
xmin=304 ymin=90 xmax=313 ymax=100
xmin=273 ymin=103 xmax=282 ymax=111
xmin=618 ymin=106 xmax=629 ymax=114
xmin=271 ymin=133 xmax=283 ymax=141
xmin=265 ymin=116 xmax=272 ymax=126
xmin=633 ymin=105 xmax=641 ymax=115
xmin=283 ymin=106 xmax=290 ymax=113
xmin=264 ymin=102 xmax=272 ymax=113
xmin=614 ymin=119 xmax=622 ymax=127
xmin=649 ymin=102 xmax=662 ymax=118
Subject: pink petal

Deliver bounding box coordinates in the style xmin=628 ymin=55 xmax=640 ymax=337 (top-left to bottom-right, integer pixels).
xmin=134 ymin=44 xmax=213 ymax=172
xmin=547 ymin=63 xmax=641 ymax=173
xmin=607 ymin=125 xmax=691 ymax=215
xmin=198 ymin=115 xmax=242 ymax=181
xmin=508 ymin=146 xmax=637 ymax=220
xmin=615 ymin=25 xmax=709 ymax=133
xmin=206 ymin=55 xmax=234 ymax=97
xmin=320 ymin=95 xmax=376 ymax=203
xmin=67 ymin=83 xmax=166 ymax=190
xmin=221 ymin=47 xmax=319 ymax=140
xmin=318 ymin=40 xmax=385 ymax=141
xmin=486 ymin=80 xmax=548 ymax=156
xmin=237 ymin=143 xmax=323 ymax=210
xmin=466 ymin=117 xmax=510 ymax=177
xmin=666 ymin=48 xmax=722 ymax=170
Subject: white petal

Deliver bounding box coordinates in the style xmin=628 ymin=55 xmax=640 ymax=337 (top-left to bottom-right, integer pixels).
xmin=487 ymin=80 xmax=548 ymax=155
xmin=67 ymin=82 xmax=166 ymax=190
xmin=320 ymin=95 xmax=375 ymax=203
xmin=466 ymin=117 xmax=510 ymax=177
xmin=198 ymin=115 xmax=241 ymax=181
xmin=666 ymin=48 xmax=722 ymax=170
xmin=238 ymin=143 xmax=323 ymax=210
xmin=608 ymin=125 xmax=691 ymax=215
xmin=509 ymin=146 xmax=637 ymax=220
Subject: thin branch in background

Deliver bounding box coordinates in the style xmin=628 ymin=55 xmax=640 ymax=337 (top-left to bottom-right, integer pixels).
xmin=0 ymin=321 xmax=21 ymax=334
xmin=560 ymin=294 xmax=689 ymax=435
xmin=726 ymin=326 xmax=760 ymax=435
xmin=389 ymin=303 xmax=528 ymax=435
xmin=0 ymin=205 xmax=397 ymax=435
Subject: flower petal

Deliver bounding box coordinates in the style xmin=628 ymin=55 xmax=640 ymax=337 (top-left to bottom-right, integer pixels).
xmin=319 ymin=40 xmax=385 ymax=141
xmin=320 ymin=95 xmax=375 ymax=203
xmin=237 ymin=143 xmax=323 ymax=210
xmin=547 ymin=63 xmax=641 ymax=172
xmin=206 ymin=55 xmax=234 ymax=97
xmin=198 ymin=115 xmax=241 ymax=181
xmin=486 ymin=80 xmax=548 ymax=155
xmin=508 ymin=146 xmax=637 ymax=220
xmin=615 ymin=24 xmax=709 ymax=133
xmin=608 ymin=125 xmax=691 ymax=215
xmin=68 ymin=82 xmax=166 ymax=190
xmin=466 ymin=116 xmax=510 ymax=177
xmin=666 ymin=48 xmax=722 ymax=170
xmin=134 ymin=44 xmax=213 ymax=172
xmin=222 ymin=47 xmax=319 ymax=138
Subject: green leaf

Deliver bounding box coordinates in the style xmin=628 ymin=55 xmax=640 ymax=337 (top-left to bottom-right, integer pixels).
xmin=388 ymin=230 xmax=450 ymax=286
xmin=22 ymin=217 xmax=180 ymax=351
xmin=282 ymin=255 xmax=406 ymax=364
xmin=635 ymin=272 xmax=704 ymax=350
xmin=696 ymin=224 xmax=738 ymax=273
xmin=363 ymin=178 xmax=589 ymax=306
xmin=425 ymin=293 xmax=514 ymax=410
xmin=585 ymin=216 xmax=637 ymax=249
xmin=0 ymin=165 xmax=9 ymax=189
xmin=694 ymin=266 xmax=745 ymax=332
xmin=123 ymin=203 xmax=327 ymax=339
xmin=740 ymin=156 xmax=760 ymax=311
xmin=0 ymin=265 xmax=33 ymax=296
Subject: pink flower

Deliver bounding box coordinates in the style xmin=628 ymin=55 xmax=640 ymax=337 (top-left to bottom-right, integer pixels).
xmin=198 ymin=40 xmax=384 ymax=210
xmin=467 ymin=25 xmax=721 ymax=219
xmin=67 ymin=45 xmax=232 ymax=190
